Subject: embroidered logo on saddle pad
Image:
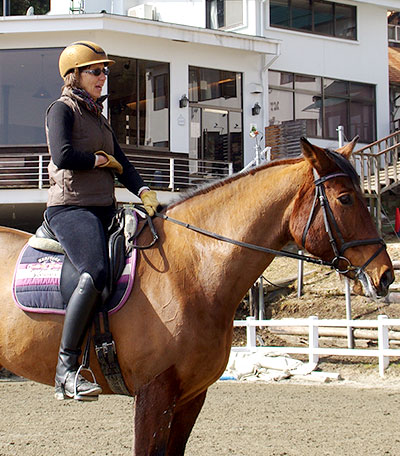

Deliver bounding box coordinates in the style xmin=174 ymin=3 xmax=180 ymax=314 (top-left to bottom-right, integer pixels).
xmin=12 ymin=244 xmax=137 ymax=314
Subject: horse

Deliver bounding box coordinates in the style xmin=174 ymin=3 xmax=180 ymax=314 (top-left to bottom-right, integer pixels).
xmin=0 ymin=137 xmax=394 ymax=455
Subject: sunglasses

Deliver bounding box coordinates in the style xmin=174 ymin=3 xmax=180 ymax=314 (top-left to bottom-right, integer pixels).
xmin=82 ymin=67 xmax=110 ymax=77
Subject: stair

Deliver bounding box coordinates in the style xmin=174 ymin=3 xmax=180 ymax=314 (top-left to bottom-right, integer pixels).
xmin=351 ymin=130 xmax=400 ymax=234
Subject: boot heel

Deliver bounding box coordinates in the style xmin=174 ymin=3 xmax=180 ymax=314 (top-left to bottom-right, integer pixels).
xmin=54 ymin=384 xmax=71 ymax=401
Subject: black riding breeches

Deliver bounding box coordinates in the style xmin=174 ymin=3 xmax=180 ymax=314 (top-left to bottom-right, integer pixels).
xmin=46 ymin=205 xmax=116 ymax=291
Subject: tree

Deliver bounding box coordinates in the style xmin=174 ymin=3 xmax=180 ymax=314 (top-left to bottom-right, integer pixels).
xmin=1 ymin=1 xmax=50 ymax=16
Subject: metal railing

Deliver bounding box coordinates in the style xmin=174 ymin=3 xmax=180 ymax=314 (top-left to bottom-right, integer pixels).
xmin=0 ymin=149 xmax=234 ymax=191
xmin=351 ymin=130 xmax=400 ymax=195
xmin=389 ymin=24 xmax=400 ymax=44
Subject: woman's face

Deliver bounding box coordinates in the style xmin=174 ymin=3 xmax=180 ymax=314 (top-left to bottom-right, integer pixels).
xmin=79 ymin=63 xmax=107 ymax=100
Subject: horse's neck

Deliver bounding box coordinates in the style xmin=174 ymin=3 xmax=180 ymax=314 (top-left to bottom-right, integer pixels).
xmin=167 ymin=161 xmax=306 ymax=310
xmin=175 ymin=162 xmax=305 ymax=247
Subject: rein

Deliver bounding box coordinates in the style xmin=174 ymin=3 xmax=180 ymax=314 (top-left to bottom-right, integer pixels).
xmin=133 ymin=167 xmax=386 ymax=277
xmin=154 ymin=211 xmax=332 ymax=268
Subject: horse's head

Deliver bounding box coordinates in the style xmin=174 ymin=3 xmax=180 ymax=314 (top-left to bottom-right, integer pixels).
xmin=289 ymin=137 xmax=394 ymax=298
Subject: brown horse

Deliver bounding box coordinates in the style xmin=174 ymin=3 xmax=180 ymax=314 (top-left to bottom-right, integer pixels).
xmin=0 ymin=138 xmax=394 ymax=455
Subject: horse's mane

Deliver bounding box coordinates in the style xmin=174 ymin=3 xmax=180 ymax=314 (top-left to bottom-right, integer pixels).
xmin=168 ymin=157 xmax=303 ymax=210
xmin=167 ymin=148 xmax=359 ymax=210
xmin=324 ymin=148 xmax=360 ymax=189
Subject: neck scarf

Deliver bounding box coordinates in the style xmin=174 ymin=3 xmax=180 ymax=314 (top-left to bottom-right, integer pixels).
xmin=63 ymin=87 xmax=107 ymax=117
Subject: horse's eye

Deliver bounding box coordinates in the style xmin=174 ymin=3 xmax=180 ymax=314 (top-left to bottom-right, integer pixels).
xmin=338 ymin=194 xmax=353 ymax=205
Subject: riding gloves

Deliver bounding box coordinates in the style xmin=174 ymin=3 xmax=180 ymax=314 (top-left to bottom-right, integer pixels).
xmin=95 ymin=150 xmax=123 ymax=174
xmin=140 ymin=190 xmax=160 ymax=216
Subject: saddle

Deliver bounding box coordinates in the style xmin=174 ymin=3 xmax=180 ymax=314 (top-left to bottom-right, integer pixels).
xmin=29 ymin=207 xmax=138 ymax=301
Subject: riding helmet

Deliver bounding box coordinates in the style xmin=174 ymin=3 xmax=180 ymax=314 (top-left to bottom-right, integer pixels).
xmin=58 ymin=41 xmax=115 ymax=78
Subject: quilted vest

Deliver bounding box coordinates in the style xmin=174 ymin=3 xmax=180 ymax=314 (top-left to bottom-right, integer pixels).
xmin=46 ymin=95 xmax=116 ymax=207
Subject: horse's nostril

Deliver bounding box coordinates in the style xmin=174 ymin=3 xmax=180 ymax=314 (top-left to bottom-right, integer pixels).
xmin=379 ymin=269 xmax=394 ymax=295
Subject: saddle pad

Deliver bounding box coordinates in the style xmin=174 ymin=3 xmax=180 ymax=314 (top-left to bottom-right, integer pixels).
xmin=12 ymin=244 xmax=137 ymax=315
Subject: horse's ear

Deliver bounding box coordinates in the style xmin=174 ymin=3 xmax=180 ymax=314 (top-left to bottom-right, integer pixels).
xmin=336 ymin=135 xmax=359 ymax=158
xmin=300 ymin=137 xmax=331 ymax=174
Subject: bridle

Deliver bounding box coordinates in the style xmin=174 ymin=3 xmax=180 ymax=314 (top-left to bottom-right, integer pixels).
xmin=133 ymin=169 xmax=386 ymax=279
xmin=301 ymin=170 xmax=386 ymax=277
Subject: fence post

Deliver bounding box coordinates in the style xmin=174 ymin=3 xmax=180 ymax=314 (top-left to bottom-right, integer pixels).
xmin=344 ymin=277 xmax=354 ymax=349
xmin=246 ymin=316 xmax=256 ymax=350
xmin=258 ymin=276 xmax=264 ymax=320
xmin=38 ymin=155 xmax=43 ymax=189
xmin=168 ymin=158 xmax=175 ymax=191
xmin=297 ymin=251 xmax=304 ymax=298
xmin=378 ymin=315 xmax=389 ymax=377
xmin=308 ymin=316 xmax=319 ymax=365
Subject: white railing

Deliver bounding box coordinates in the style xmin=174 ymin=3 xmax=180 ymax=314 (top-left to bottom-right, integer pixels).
xmin=389 ymin=24 xmax=400 ymax=44
xmin=233 ymin=316 xmax=400 ymax=377
xmin=0 ymin=152 xmax=233 ymax=191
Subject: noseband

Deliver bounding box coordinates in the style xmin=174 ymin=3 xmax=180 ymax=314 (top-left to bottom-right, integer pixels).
xmin=301 ymin=170 xmax=386 ymax=277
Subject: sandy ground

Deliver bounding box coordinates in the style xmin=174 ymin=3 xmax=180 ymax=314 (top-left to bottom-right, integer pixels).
xmin=1 ymin=375 xmax=400 ymax=456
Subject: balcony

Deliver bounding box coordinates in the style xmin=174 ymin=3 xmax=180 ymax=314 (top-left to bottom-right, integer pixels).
xmin=0 ymin=146 xmax=233 ymax=193
xmin=389 ymin=24 xmax=400 ymax=45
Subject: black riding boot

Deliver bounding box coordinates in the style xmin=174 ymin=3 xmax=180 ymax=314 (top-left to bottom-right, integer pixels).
xmin=55 ymin=272 xmax=103 ymax=401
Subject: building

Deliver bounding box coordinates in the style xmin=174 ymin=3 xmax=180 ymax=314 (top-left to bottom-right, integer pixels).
xmin=389 ymin=11 xmax=400 ymax=131
xmin=0 ymin=0 xmax=399 ymax=229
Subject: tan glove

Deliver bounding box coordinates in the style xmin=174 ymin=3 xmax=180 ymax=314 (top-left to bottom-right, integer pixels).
xmin=95 ymin=150 xmax=123 ymax=174
xmin=140 ymin=190 xmax=159 ymax=217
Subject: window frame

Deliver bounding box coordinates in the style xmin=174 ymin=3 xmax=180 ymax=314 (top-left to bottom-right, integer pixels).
xmin=108 ymin=56 xmax=170 ymax=151
xmin=269 ymin=0 xmax=357 ymax=40
xmin=206 ymin=0 xmax=245 ymax=30
xmin=269 ymin=70 xmax=376 ymax=143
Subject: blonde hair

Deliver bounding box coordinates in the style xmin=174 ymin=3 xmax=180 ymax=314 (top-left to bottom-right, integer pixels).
xmin=62 ymin=68 xmax=81 ymax=91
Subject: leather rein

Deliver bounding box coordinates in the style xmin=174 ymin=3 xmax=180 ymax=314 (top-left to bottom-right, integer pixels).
xmin=134 ymin=169 xmax=386 ymax=278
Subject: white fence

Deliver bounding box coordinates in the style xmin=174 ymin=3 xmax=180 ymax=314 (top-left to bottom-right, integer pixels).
xmin=233 ymin=316 xmax=400 ymax=377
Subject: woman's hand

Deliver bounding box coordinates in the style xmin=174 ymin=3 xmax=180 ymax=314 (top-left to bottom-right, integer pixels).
xmin=95 ymin=153 xmax=108 ymax=166
xmin=140 ymin=190 xmax=160 ymax=216
xmin=94 ymin=150 xmax=123 ymax=174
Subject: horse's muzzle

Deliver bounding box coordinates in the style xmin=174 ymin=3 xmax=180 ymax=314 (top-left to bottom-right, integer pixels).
xmin=377 ymin=268 xmax=395 ymax=298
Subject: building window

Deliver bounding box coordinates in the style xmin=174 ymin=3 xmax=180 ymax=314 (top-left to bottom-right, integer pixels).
xmin=108 ymin=57 xmax=169 ymax=149
xmin=206 ymin=0 xmax=244 ymax=30
xmin=189 ymin=67 xmax=240 ymax=105
xmin=189 ymin=66 xmax=243 ymax=172
xmin=0 ymin=48 xmax=63 ymax=145
xmin=270 ymin=0 xmax=356 ymax=40
xmin=269 ymin=70 xmax=376 ymax=143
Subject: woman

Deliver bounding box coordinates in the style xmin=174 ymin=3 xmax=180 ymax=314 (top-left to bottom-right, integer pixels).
xmin=46 ymin=41 xmax=159 ymax=401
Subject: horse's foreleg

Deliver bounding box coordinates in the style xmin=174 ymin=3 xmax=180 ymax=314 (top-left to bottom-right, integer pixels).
xmin=132 ymin=365 xmax=180 ymax=456
xmin=166 ymin=390 xmax=207 ymax=456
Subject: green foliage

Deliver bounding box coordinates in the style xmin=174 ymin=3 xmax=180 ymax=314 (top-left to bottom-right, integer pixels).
xmin=1 ymin=1 xmax=50 ymax=16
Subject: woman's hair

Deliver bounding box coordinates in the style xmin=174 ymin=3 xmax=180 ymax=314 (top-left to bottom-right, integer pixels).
xmin=62 ymin=68 xmax=81 ymax=90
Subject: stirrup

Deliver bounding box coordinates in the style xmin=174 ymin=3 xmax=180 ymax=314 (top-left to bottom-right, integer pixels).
xmin=54 ymin=366 xmax=102 ymax=402
xmin=73 ymin=364 xmax=101 ymax=401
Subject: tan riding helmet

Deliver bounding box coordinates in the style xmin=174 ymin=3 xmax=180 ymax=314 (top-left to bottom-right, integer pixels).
xmin=59 ymin=41 xmax=115 ymax=78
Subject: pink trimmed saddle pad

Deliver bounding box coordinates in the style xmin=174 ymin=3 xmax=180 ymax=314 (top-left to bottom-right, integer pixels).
xmin=12 ymin=243 xmax=137 ymax=315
